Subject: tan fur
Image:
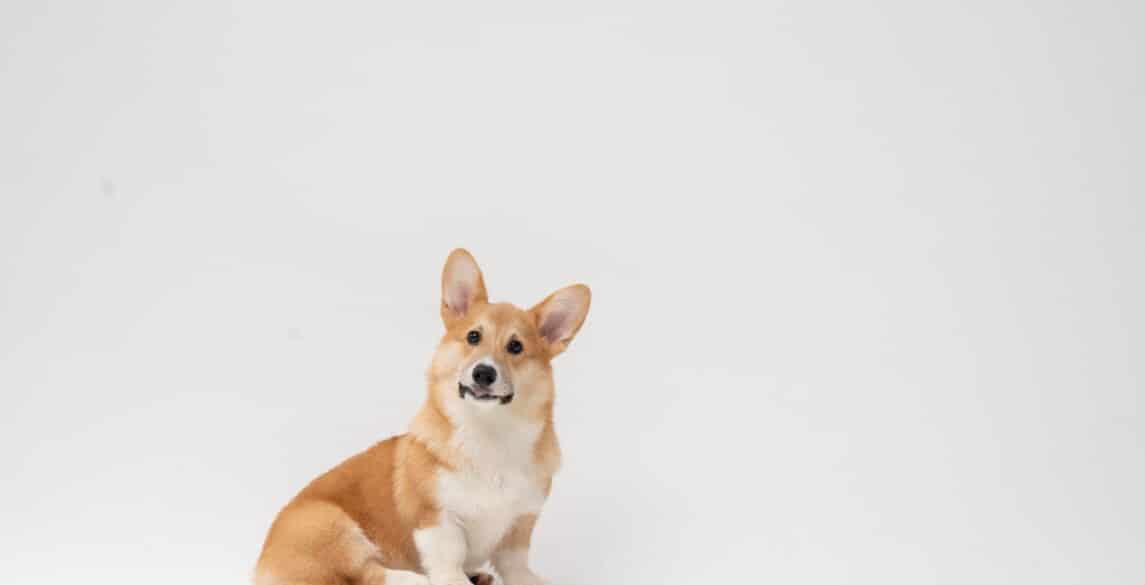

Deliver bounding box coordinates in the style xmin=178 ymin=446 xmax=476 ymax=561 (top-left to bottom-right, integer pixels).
xmin=256 ymin=249 xmax=589 ymax=585
xmin=497 ymin=514 xmax=539 ymax=552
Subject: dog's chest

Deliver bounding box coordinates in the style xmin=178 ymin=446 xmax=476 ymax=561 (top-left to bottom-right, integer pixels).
xmin=437 ymin=465 xmax=547 ymax=563
xmin=434 ymin=423 xmax=549 ymax=564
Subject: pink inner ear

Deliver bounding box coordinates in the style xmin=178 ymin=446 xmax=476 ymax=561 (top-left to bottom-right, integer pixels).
xmin=539 ymin=311 xmax=568 ymax=343
xmin=448 ymin=283 xmax=470 ymax=314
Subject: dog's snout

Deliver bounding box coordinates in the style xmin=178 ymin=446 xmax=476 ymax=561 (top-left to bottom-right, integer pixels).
xmin=472 ymin=364 xmax=497 ymax=387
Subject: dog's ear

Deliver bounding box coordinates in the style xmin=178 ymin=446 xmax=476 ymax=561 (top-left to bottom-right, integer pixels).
xmin=530 ymin=284 xmax=591 ymax=357
xmin=441 ymin=248 xmax=488 ymax=327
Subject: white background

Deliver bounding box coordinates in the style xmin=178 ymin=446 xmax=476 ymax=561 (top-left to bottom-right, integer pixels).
xmin=1 ymin=1 xmax=1142 ymax=584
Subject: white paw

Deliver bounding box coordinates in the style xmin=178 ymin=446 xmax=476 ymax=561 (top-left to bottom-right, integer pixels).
xmin=427 ymin=572 xmax=473 ymax=585
xmin=383 ymin=571 xmax=432 ymax=585
xmin=500 ymin=569 xmax=551 ymax=585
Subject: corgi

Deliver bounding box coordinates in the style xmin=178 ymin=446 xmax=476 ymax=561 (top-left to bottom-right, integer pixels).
xmin=255 ymin=249 xmax=590 ymax=585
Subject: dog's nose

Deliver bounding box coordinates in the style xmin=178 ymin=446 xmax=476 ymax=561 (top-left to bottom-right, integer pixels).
xmin=472 ymin=364 xmax=497 ymax=387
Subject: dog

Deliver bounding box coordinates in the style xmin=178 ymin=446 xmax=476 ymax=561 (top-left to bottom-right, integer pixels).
xmin=255 ymin=249 xmax=590 ymax=585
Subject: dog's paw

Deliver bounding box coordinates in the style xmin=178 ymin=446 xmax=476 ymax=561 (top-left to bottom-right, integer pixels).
xmin=428 ymin=572 xmax=475 ymax=585
xmin=500 ymin=569 xmax=551 ymax=585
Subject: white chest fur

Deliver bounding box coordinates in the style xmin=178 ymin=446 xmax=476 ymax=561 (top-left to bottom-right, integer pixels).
xmin=433 ymin=417 xmax=549 ymax=566
xmin=436 ymin=464 xmax=547 ymax=565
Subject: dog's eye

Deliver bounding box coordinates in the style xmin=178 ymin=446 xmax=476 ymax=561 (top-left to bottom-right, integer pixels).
xmin=506 ymin=339 xmax=523 ymax=354
xmin=466 ymin=330 xmax=481 ymax=345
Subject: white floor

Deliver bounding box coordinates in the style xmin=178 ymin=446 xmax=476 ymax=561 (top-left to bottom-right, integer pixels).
xmin=1 ymin=2 xmax=1142 ymax=584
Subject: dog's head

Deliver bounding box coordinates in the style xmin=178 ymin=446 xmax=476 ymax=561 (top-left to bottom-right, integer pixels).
xmin=426 ymin=249 xmax=590 ymax=415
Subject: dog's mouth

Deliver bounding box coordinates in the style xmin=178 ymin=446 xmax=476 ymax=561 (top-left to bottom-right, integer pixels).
xmin=458 ymin=383 xmax=514 ymax=405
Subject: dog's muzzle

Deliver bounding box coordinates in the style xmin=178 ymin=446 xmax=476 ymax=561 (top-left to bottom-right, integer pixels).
xmin=458 ymin=382 xmax=514 ymax=404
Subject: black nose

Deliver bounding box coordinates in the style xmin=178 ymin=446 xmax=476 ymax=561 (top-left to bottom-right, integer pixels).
xmin=472 ymin=364 xmax=497 ymax=387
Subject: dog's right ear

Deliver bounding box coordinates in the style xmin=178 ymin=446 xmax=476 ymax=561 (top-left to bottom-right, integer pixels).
xmin=441 ymin=248 xmax=487 ymax=327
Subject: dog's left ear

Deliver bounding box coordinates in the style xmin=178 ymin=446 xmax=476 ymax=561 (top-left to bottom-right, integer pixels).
xmin=441 ymin=248 xmax=488 ymax=327
xmin=530 ymin=284 xmax=591 ymax=357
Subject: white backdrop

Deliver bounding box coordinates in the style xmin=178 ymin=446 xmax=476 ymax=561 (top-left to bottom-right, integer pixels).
xmin=1 ymin=1 xmax=1142 ymax=584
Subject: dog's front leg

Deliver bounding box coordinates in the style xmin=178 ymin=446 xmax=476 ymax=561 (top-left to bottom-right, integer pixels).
xmin=415 ymin=516 xmax=471 ymax=585
xmin=492 ymin=514 xmax=551 ymax=585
